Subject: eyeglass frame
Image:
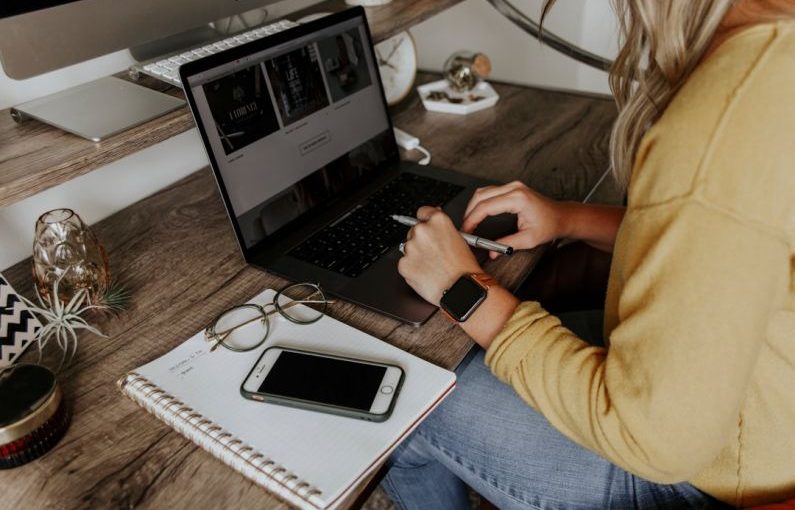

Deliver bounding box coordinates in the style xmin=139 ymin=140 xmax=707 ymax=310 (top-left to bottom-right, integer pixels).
xmin=203 ymin=282 xmax=334 ymax=353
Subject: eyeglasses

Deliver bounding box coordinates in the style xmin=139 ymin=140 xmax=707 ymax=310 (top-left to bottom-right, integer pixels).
xmin=204 ymin=282 xmax=335 ymax=353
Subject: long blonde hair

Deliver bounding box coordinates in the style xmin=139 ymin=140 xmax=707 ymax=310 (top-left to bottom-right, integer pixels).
xmin=542 ymin=1 xmax=734 ymax=189
xmin=608 ymin=1 xmax=734 ymax=189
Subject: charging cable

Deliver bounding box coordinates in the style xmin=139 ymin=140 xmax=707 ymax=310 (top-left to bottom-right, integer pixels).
xmin=393 ymin=127 xmax=431 ymax=165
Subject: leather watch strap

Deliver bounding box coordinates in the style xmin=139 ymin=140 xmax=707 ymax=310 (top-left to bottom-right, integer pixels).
xmin=469 ymin=272 xmax=497 ymax=289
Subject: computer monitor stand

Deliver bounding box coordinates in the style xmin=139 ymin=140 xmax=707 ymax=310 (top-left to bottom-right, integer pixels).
xmin=10 ymin=77 xmax=184 ymax=142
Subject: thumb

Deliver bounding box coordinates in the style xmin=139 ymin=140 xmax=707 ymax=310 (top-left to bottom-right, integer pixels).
xmin=487 ymin=232 xmax=537 ymax=259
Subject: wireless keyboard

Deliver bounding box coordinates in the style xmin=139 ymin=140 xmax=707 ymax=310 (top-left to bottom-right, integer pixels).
xmin=130 ymin=19 xmax=299 ymax=88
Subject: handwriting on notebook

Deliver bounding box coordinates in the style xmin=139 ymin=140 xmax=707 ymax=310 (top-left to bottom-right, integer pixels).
xmin=167 ymin=348 xmax=207 ymax=377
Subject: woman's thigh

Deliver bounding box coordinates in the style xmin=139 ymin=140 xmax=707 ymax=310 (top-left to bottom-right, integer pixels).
xmin=389 ymin=310 xmax=725 ymax=509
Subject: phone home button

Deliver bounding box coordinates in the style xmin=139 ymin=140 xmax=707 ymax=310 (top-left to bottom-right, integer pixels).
xmin=380 ymin=385 xmax=394 ymax=395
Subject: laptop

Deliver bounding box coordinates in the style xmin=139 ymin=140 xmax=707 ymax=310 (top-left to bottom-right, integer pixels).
xmin=180 ymin=7 xmax=514 ymax=325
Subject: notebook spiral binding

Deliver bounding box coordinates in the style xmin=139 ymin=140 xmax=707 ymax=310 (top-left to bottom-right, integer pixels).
xmin=118 ymin=372 xmax=323 ymax=508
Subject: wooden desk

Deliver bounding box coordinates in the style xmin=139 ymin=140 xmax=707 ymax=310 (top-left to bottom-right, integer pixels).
xmin=1 ymin=73 xmax=617 ymax=509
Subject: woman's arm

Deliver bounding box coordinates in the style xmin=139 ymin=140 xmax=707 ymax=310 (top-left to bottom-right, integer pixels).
xmin=461 ymin=181 xmax=625 ymax=254
xmin=396 ymin=201 xmax=618 ymax=350
xmin=398 ymin=202 xmax=789 ymax=484
xmin=395 ymin=207 xmax=519 ymax=348
xmin=485 ymin=202 xmax=789 ymax=482
xmin=556 ymin=202 xmax=625 ymax=252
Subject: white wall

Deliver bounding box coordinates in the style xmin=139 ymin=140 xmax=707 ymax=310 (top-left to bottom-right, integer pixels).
xmin=0 ymin=0 xmax=618 ymax=269
xmin=410 ymin=0 xmax=617 ymax=94
xmin=577 ymin=0 xmax=620 ymax=92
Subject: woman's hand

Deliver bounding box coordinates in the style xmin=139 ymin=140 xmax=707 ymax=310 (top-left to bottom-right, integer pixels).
xmin=397 ymin=206 xmax=483 ymax=306
xmin=462 ymin=181 xmax=566 ymax=259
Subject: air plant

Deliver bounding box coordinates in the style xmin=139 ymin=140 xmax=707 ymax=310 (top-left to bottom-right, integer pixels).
xmin=18 ymin=270 xmax=108 ymax=373
xmin=97 ymin=280 xmax=132 ymax=314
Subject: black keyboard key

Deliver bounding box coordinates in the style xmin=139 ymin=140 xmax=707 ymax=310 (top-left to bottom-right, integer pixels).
xmin=289 ymin=173 xmax=464 ymax=277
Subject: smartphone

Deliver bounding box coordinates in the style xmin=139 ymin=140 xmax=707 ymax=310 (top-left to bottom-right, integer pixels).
xmin=241 ymin=347 xmax=404 ymax=422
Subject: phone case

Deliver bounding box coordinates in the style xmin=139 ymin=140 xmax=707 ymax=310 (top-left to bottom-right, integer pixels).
xmin=240 ymin=346 xmax=405 ymax=422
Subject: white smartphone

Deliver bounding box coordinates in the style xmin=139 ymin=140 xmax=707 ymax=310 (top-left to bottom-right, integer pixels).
xmin=240 ymin=347 xmax=404 ymax=422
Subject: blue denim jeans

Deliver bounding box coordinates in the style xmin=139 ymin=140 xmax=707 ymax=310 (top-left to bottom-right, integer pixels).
xmin=381 ymin=311 xmax=731 ymax=510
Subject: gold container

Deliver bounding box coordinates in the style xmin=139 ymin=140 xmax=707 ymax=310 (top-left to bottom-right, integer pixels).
xmin=0 ymin=363 xmax=70 ymax=469
xmin=443 ymin=51 xmax=492 ymax=92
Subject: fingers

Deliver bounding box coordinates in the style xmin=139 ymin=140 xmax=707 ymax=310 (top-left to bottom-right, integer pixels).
xmin=461 ymin=191 xmax=523 ymax=233
xmin=404 ymin=206 xmax=457 ymax=262
xmin=463 ymin=185 xmax=497 ymax=219
xmin=464 ymin=181 xmax=526 ymax=219
xmin=486 ymin=232 xmax=533 ymax=259
xmin=397 ymin=255 xmax=407 ymax=275
xmin=397 ymin=206 xmax=484 ymax=306
xmin=416 ymin=205 xmax=443 ymax=222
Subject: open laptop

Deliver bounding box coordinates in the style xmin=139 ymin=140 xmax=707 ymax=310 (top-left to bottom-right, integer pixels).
xmin=180 ymin=7 xmax=514 ymax=325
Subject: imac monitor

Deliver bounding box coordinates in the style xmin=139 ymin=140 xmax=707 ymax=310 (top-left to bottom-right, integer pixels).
xmin=0 ymin=0 xmax=308 ymax=141
xmin=0 ymin=0 xmax=287 ymax=80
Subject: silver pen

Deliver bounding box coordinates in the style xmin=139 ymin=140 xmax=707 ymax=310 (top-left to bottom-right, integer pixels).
xmin=391 ymin=214 xmax=514 ymax=256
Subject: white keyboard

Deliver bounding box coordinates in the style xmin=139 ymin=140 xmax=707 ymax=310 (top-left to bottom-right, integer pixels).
xmin=131 ymin=19 xmax=299 ymax=88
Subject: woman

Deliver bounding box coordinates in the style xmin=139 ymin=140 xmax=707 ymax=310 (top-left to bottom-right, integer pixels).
xmin=383 ymin=0 xmax=795 ymax=508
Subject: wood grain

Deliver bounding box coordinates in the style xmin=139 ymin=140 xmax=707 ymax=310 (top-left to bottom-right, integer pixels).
xmin=1 ymin=74 xmax=617 ymax=509
xmin=292 ymin=0 xmax=463 ymax=43
xmin=0 ymin=0 xmax=463 ymax=208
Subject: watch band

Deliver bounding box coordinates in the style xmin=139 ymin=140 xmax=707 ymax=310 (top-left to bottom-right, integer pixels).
xmin=469 ymin=272 xmax=497 ymax=289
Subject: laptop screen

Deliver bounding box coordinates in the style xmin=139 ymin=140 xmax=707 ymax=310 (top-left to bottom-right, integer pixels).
xmin=185 ymin=13 xmax=394 ymax=250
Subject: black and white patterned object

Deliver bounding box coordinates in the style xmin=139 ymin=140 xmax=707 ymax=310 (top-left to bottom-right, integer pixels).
xmin=0 ymin=273 xmax=41 ymax=367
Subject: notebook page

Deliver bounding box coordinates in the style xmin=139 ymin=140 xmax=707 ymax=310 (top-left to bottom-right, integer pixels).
xmin=131 ymin=290 xmax=456 ymax=508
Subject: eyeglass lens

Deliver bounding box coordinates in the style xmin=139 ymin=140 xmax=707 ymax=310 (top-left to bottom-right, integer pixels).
xmin=275 ymin=283 xmax=327 ymax=324
xmin=209 ymin=304 xmax=269 ymax=352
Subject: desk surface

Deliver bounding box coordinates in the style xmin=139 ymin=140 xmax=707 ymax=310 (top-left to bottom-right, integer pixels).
xmin=2 ymin=73 xmax=616 ymax=509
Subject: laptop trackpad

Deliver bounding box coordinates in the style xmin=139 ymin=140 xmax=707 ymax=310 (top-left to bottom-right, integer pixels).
xmin=341 ymin=249 xmax=437 ymax=326
xmin=340 ymin=211 xmax=517 ymax=326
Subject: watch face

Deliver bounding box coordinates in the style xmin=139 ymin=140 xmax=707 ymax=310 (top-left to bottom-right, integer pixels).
xmin=441 ymin=276 xmax=487 ymax=322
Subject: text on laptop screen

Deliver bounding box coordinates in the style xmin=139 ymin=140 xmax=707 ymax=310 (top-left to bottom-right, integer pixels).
xmin=187 ymin=16 xmax=392 ymax=249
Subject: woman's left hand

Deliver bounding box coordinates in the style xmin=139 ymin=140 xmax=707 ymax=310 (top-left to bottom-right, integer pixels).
xmin=397 ymin=206 xmax=483 ymax=306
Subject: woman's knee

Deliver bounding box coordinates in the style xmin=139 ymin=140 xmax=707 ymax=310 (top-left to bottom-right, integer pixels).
xmin=388 ymin=352 xmax=497 ymax=469
xmin=387 ymin=428 xmax=437 ymax=470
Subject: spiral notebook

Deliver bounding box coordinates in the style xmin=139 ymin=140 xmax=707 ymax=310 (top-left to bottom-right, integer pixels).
xmin=118 ymin=289 xmax=456 ymax=509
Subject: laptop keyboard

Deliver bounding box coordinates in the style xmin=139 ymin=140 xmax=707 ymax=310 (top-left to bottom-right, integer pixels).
xmin=289 ymin=173 xmax=464 ymax=278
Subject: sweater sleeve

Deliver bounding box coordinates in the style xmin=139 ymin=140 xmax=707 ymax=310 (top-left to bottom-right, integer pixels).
xmin=485 ymin=200 xmax=789 ymax=483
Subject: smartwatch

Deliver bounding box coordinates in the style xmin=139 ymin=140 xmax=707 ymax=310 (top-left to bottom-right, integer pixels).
xmin=439 ymin=273 xmax=496 ymax=322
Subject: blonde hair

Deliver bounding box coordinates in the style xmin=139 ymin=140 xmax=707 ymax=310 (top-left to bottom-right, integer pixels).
xmin=543 ymin=1 xmax=795 ymax=188
xmin=541 ymin=0 xmax=795 ymax=189
xmin=608 ymin=0 xmax=734 ymax=189
xmin=541 ymin=1 xmax=734 ymax=189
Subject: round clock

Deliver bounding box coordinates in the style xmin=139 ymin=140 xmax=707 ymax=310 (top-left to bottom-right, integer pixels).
xmin=374 ymin=31 xmax=417 ymax=106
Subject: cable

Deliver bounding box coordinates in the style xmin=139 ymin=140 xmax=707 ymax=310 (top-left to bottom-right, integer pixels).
xmin=394 ymin=127 xmax=432 ymax=165
xmin=416 ymin=145 xmax=431 ymax=166
xmin=581 ymin=166 xmax=611 ymax=204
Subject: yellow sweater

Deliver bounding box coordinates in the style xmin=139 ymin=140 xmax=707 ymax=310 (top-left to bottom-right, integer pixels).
xmin=485 ymin=21 xmax=795 ymax=507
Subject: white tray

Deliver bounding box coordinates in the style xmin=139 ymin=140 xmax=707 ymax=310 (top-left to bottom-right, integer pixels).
xmin=417 ymin=79 xmax=499 ymax=115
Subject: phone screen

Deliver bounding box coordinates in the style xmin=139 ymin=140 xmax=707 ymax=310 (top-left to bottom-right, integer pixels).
xmin=258 ymin=351 xmax=387 ymax=411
